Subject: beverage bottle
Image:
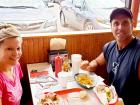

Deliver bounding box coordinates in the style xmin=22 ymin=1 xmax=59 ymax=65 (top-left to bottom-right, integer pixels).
xmin=55 ymin=54 xmax=62 ymax=77
xmin=62 ymin=55 xmax=70 ymax=72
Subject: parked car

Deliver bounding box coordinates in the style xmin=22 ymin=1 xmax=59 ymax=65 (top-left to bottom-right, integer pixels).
xmin=0 ymin=0 xmax=57 ymax=33
xmin=60 ymin=0 xmax=125 ymax=31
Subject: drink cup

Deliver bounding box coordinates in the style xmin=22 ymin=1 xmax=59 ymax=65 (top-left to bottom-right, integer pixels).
xmin=71 ymin=54 xmax=82 ymax=75
xmin=58 ymin=72 xmax=71 ymax=88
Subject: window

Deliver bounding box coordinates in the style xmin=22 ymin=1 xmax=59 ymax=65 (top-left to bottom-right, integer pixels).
xmin=60 ymin=0 xmax=125 ymax=31
xmin=0 ymin=0 xmax=128 ymax=34
xmin=0 ymin=0 xmax=57 ymax=34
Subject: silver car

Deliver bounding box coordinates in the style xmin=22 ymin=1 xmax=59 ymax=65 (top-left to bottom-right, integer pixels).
xmin=0 ymin=0 xmax=57 ymax=33
xmin=60 ymin=0 xmax=124 ymax=31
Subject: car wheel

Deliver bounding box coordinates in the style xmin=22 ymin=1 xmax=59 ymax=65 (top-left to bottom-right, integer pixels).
xmin=84 ymin=21 xmax=94 ymax=31
xmin=60 ymin=11 xmax=67 ymax=27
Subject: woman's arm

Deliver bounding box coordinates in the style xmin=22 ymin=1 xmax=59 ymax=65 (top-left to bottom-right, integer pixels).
xmin=0 ymin=98 xmax=2 ymax=105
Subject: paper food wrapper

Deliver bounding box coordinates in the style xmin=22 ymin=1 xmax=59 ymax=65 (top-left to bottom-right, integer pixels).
xmin=93 ymin=85 xmax=118 ymax=105
xmin=50 ymin=38 xmax=66 ymax=50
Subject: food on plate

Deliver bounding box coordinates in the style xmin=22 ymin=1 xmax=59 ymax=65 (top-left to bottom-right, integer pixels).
xmin=96 ymin=85 xmax=105 ymax=93
xmin=105 ymin=87 xmax=113 ymax=102
xmin=68 ymin=92 xmax=80 ymax=98
xmin=39 ymin=92 xmax=61 ymax=105
xmin=94 ymin=85 xmax=118 ymax=105
xmin=79 ymin=91 xmax=88 ymax=99
xmin=75 ymin=73 xmax=94 ymax=89
xmin=68 ymin=91 xmax=89 ymax=100
xmin=68 ymin=91 xmax=94 ymax=105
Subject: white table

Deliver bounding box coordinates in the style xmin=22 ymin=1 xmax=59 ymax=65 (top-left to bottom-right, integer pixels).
xmin=27 ymin=62 xmax=124 ymax=105
xmin=27 ymin=62 xmax=56 ymax=105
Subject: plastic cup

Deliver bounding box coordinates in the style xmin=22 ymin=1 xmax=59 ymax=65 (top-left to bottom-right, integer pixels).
xmin=71 ymin=54 xmax=82 ymax=75
xmin=58 ymin=72 xmax=71 ymax=88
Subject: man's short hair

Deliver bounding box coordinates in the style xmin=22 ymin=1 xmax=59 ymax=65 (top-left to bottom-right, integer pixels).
xmin=110 ymin=7 xmax=133 ymax=22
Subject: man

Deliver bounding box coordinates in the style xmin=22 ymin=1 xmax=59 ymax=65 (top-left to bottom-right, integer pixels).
xmin=80 ymin=7 xmax=140 ymax=105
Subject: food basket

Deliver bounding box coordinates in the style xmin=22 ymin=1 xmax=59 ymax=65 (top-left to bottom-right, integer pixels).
xmin=93 ymin=85 xmax=118 ymax=105
xmin=74 ymin=73 xmax=96 ymax=89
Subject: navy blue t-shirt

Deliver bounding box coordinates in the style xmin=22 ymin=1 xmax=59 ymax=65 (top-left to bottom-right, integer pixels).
xmin=103 ymin=37 xmax=140 ymax=105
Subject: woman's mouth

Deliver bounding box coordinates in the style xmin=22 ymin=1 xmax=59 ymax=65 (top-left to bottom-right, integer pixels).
xmin=10 ymin=57 xmax=19 ymax=61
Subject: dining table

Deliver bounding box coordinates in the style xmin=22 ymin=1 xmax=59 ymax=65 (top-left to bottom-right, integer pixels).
xmin=27 ymin=62 xmax=124 ymax=105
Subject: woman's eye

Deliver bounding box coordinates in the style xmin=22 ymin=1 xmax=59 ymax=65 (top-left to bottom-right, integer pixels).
xmin=7 ymin=48 xmax=13 ymax=50
xmin=17 ymin=47 xmax=21 ymax=51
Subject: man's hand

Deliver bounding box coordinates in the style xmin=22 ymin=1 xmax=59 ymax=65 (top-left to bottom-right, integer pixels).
xmin=89 ymin=60 xmax=98 ymax=72
xmin=80 ymin=60 xmax=98 ymax=72
xmin=80 ymin=60 xmax=90 ymax=71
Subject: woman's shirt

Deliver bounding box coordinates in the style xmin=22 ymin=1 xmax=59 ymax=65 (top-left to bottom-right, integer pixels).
xmin=0 ymin=63 xmax=23 ymax=105
xmin=103 ymin=37 xmax=140 ymax=105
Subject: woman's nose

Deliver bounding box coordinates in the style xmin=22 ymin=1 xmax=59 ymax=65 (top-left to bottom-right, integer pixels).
xmin=12 ymin=50 xmax=18 ymax=56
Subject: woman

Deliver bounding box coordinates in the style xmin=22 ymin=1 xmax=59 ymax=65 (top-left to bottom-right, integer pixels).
xmin=0 ymin=24 xmax=23 ymax=105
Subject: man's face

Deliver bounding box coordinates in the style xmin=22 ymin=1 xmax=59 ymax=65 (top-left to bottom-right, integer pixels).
xmin=0 ymin=37 xmax=22 ymax=66
xmin=111 ymin=15 xmax=133 ymax=42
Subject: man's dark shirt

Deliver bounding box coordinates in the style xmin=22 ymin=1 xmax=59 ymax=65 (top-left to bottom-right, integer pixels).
xmin=103 ymin=37 xmax=140 ymax=105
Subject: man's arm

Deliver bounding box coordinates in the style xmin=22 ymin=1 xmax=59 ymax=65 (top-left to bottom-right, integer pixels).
xmin=95 ymin=52 xmax=106 ymax=67
xmin=89 ymin=52 xmax=106 ymax=72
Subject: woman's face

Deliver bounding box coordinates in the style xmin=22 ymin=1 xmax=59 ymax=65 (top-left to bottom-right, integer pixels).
xmin=0 ymin=37 xmax=22 ymax=66
xmin=111 ymin=15 xmax=133 ymax=42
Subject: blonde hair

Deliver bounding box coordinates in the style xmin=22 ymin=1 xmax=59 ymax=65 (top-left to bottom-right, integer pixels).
xmin=0 ymin=24 xmax=21 ymax=42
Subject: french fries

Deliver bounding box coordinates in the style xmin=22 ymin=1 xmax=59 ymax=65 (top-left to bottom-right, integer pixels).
xmin=76 ymin=74 xmax=93 ymax=86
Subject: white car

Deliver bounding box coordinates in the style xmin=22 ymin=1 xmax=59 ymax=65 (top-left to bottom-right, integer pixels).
xmin=0 ymin=0 xmax=57 ymax=33
xmin=60 ymin=0 xmax=125 ymax=31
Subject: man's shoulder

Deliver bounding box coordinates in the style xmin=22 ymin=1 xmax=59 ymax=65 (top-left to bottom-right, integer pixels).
xmin=103 ymin=40 xmax=116 ymax=57
xmin=134 ymin=37 xmax=140 ymax=48
xmin=104 ymin=40 xmax=116 ymax=49
xmin=136 ymin=37 xmax=140 ymax=43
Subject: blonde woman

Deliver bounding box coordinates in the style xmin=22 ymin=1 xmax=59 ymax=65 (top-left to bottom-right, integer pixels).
xmin=0 ymin=24 xmax=23 ymax=105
